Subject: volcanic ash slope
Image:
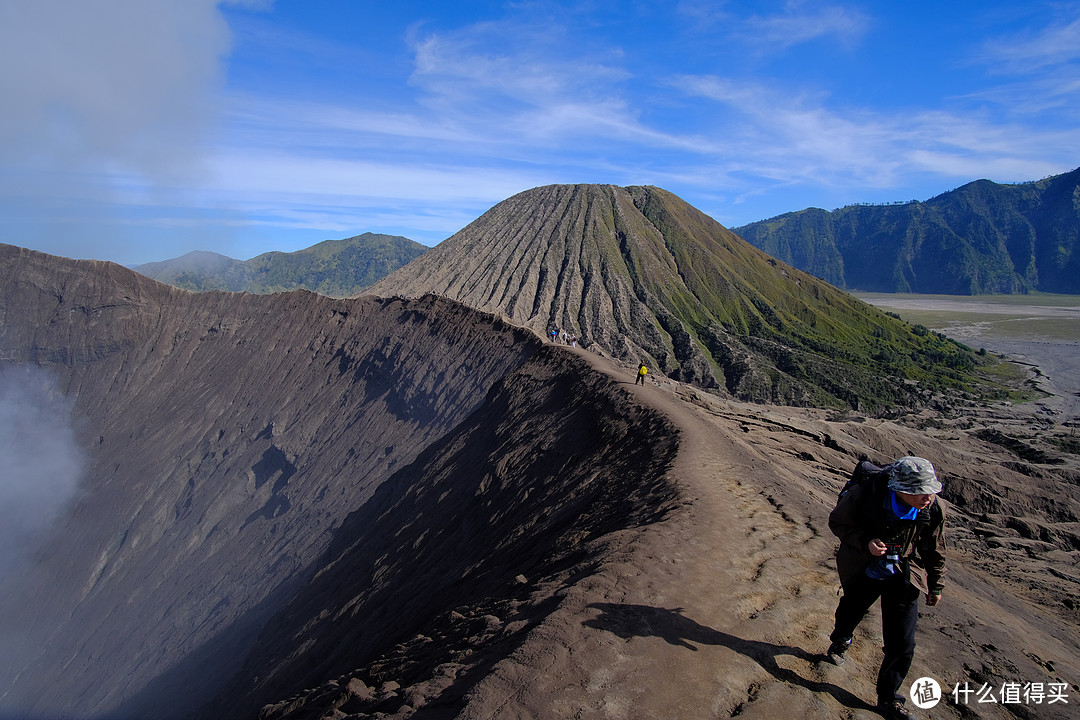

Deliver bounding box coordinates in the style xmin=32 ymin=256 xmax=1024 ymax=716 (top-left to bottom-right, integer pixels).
xmin=0 ymin=244 xmax=540 ymax=718
xmin=370 ymin=184 xmax=978 ymax=411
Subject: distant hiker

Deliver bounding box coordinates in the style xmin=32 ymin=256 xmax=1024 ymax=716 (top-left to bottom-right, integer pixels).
xmin=826 ymin=457 xmax=946 ymax=720
xmin=635 ymin=364 xmax=648 ymax=385
xmin=571 ymin=335 xmax=578 ymax=348
xmin=550 ymin=329 xmax=557 ymax=343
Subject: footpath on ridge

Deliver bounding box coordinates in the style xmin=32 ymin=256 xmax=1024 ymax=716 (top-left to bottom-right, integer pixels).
xmin=459 ymin=344 xmax=1080 ymax=720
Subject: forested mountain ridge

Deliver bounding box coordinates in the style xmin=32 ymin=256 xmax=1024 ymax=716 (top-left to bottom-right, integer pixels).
xmin=733 ymin=167 xmax=1080 ymax=294
xmin=134 ymin=232 xmax=428 ymax=296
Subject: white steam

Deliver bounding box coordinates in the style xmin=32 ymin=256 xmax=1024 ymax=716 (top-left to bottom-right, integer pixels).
xmin=0 ymin=0 xmax=263 ymax=262
xmin=0 ymin=366 xmax=84 ymax=578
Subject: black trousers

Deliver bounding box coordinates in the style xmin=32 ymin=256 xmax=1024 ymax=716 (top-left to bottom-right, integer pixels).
xmin=830 ymin=571 xmax=921 ymax=704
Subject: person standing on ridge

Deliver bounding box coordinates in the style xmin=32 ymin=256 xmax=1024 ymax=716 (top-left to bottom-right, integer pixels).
xmin=826 ymin=456 xmax=946 ymax=720
xmin=635 ymin=364 xmax=648 ymax=386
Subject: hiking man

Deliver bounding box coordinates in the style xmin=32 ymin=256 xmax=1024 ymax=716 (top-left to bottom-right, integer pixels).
xmin=635 ymin=364 xmax=648 ymax=386
xmin=826 ymin=456 xmax=946 ymax=720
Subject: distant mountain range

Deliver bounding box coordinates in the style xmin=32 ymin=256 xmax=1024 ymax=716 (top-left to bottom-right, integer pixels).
xmin=734 ymin=167 xmax=1080 ymax=295
xmin=134 ymin=233 xmax=428 ymax=296
xmin=137 ymin=169 xmax=1080 ymax=299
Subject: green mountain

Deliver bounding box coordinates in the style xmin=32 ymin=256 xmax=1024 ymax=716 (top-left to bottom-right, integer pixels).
xmin=733 ymin=167 xmax=1080 ymax=294
xmin=134 ymin=233 xmax=428 ymax=296
xmin=372 ymin=184 xmax=982 ymax=411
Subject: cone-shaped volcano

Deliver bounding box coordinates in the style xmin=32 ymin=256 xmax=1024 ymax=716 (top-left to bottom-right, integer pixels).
xmin=371 ymin=184 xmax=975 ymax=409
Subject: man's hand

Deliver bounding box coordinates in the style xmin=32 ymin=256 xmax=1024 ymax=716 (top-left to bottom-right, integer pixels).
xmin=926 ymin=593 xmax=941 ymax=606
xmin=868 ymin=538 xmax=888 ymax=556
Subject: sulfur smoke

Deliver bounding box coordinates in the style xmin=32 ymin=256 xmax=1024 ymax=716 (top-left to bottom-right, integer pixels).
xmin=0 ymin=365 xmax=84 ymax=579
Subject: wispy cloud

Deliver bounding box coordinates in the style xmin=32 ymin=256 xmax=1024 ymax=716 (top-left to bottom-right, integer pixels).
xmin=672 ymin=74 xmax=1070 ymax=190
xmin=404 ymin=18 xmax=639 ymax=145
xmin=742 ymin=1 xmax=870 ymax=52
xmin=980 ymin=11 xmax=1080 ymax=74
xmin=206 ymin=152 xmax=546 ymax=203
xmin=964 ymin=7 xmax=1080 ymax=121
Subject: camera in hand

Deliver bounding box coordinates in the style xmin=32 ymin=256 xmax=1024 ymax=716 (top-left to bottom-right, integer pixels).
xmin=865 ymin=544 xmax=903 ymax=579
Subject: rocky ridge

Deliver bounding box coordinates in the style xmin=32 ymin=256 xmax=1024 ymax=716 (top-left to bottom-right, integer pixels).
xmin=232 ymin=353 xmax=1080 ymax=720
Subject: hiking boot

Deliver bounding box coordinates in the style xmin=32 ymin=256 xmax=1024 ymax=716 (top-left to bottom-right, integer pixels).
xmin=826 ymin=638 xmax=851 ymax=665
xmin=877 ymin=698 xmax=917 ymax=720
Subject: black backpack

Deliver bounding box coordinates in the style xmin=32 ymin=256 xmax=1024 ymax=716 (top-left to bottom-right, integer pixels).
xmin=836 ymin=459 xmax=892 ymax=506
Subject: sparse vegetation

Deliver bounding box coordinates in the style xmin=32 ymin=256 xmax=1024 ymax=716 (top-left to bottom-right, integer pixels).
xmin=1048 ymin=436 xmax=1080 ymax=455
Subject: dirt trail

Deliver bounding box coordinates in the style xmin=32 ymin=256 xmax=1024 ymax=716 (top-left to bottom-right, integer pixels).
xmin=463 ymin=346 xmax=1080 ymax=719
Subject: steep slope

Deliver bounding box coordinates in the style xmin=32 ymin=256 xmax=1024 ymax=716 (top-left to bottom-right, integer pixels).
xmin=207 ymin=345 xmax=681 ymax=719
xmin=216 ymin=353 xmax=1080 ymax=720
xmin=735 ymin=167 xmax=1080 ymax=294
xmin=0 ymin=244 xmax=539 ymax=718
xmin=371 ymin=184 xmax=977 ymax=411
xmin=134 ymin=232 xmax=428 ymax=296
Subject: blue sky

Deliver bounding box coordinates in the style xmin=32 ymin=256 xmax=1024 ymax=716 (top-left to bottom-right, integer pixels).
xmin=1 ymin=0 xmax=1078 ymax=266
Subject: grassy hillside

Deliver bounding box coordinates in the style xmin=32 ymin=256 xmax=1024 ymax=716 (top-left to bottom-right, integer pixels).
xmin=135 ymin=233 xmax=428 ymax=296
xmin=626 ymin=186 xmax=980 ymax=409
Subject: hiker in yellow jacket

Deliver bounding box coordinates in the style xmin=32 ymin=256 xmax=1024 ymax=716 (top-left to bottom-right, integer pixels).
xmin=635 ymin=364 xmax=648 ymax=386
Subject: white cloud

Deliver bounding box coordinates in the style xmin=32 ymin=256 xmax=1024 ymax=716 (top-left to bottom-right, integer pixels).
xmin=204 ymin=152 xmax=543 ymax=203
xmin=961 ymin=9 xmax=1080 ymax=123
xmin=220 ymin=19 xmax=702 ymax=173
xmin=0 ymin=0 xmax=241 ymax=180
xmin=404 ymin=17 xmax=646 ymax=147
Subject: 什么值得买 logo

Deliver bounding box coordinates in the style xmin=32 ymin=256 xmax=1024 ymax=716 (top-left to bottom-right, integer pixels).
xmin=909 ymin=677 xmax=1071 ymax=708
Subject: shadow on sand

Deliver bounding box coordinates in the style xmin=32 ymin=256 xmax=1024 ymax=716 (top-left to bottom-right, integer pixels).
xmin=583 ymin=602 xmax=875 ymax=713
